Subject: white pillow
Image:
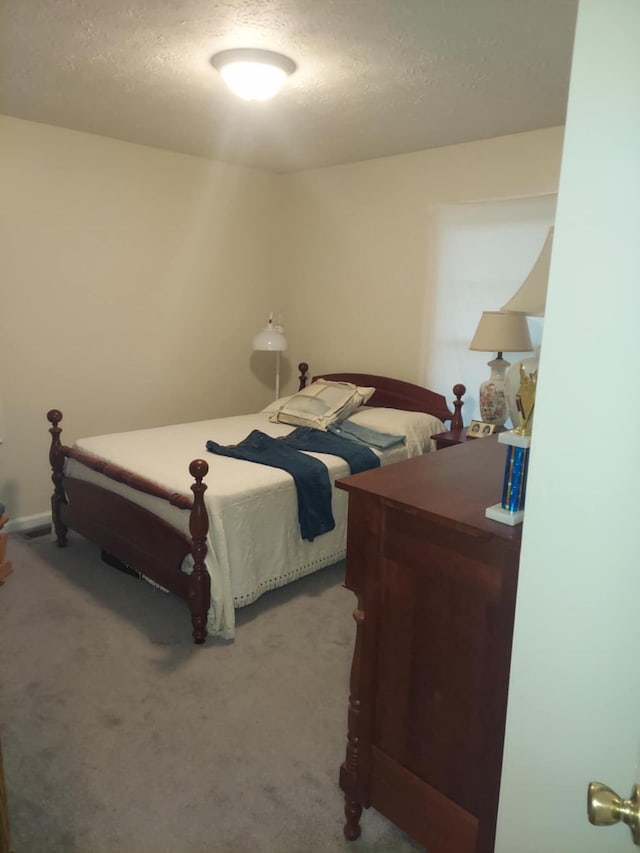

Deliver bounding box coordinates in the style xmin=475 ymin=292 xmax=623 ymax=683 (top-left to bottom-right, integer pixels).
xmin=346 ymin=407 xmax=446 ymax=456
xmin=269 ymin=380 xmax=375 ymax=430
xmin=259 ymin=395 xmax=293 ymax=414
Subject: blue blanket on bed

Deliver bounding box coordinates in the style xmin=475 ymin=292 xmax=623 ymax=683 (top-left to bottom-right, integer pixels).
xmin=205 ymin=428 xmax=379 ymax=541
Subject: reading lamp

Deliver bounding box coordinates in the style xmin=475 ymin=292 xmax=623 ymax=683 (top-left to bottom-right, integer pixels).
xmin=501 ymin=227 xmax=553 ymax=317
xmin=469 ymin=311 xmax=533 ymax=429
xmin=252 ymin=314 xmax=287 ymax=400
xmin=500 ymin=226 xmax=554 ymax=427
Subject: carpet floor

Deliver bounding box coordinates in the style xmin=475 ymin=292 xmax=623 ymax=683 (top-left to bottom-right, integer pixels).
xmin=0 ymin=532 xmax=423 ymax=853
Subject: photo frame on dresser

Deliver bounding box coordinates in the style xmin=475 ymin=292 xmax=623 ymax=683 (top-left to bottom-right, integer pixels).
xmin=467 ymin=419 xmax=496 ymax=438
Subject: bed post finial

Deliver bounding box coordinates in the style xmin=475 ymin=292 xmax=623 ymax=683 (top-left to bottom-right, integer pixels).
xmin=451 ymin=384 xmax=466 ymax=431
xmin=298 ymin=362 xmax=309 ymax=390
xmin=188 ymin=458 xmax=210 ymax=645
xmin=47 ymin=409 xmax=68 ymax=546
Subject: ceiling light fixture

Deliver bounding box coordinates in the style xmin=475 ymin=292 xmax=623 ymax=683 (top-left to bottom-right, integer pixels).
xmin=211 ymin=48 xmax=296 ymax=102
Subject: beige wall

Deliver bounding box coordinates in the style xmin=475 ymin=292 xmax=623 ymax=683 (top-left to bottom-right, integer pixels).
xmin=280 ymin=126 xmax=564 ymax=385
xmin=0 ymin=117 xmax=564 ymax=522
xmin=0 ymin=116 xmax=282 ymax=521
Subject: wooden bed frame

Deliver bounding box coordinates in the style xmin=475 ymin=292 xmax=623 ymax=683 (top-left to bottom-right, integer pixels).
xmin=299 ymin=363 xmax=465 ymax=427
xmin=47 ymin=365 xmax=465 ymax=644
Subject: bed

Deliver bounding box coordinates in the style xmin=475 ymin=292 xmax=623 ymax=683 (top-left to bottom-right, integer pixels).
xmin=47 ymin=363 xmax=465 ymax=643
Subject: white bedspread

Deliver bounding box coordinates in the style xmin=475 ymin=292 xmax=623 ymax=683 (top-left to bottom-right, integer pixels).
xmin=64 ymin=408 xmax=444 ymax=638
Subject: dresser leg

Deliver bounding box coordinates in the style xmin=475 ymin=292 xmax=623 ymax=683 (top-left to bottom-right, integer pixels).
xmin=343 ymin=796 xmax=362 ymax=841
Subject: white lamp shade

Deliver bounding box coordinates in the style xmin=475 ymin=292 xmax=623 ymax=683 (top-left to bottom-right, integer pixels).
xmin=469 ymin=311 xmax=533 ymax=354
xmin=501 ymin=227 xmax=554 ymax=317
xmin=252 ymin=314 xmax=287 ymax=401
xmin=252 ymin=322 xmax=287 ymax=352
xmin=211 ymin=49 xmax=296 ymax=102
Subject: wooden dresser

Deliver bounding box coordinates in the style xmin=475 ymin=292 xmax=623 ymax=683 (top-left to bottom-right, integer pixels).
xmin=336 ymin=437 xmax=522 ymax=853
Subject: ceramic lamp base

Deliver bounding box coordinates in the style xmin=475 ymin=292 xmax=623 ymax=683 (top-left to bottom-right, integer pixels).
xmin=478 ymin=356 xmax=510 ymax=428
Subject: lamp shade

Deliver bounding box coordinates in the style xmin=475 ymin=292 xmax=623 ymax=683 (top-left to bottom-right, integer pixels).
xmin=252 ymin=317 xmax=287 ymax=352
xmin=501 ymin=227 xmax=554 ymax=317
xmin=469 ymin=311 xmax=533 ymax=354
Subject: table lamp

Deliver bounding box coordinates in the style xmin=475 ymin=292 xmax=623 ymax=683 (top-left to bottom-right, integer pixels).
xmin=469 ymin=310 xmax=533 ymax=429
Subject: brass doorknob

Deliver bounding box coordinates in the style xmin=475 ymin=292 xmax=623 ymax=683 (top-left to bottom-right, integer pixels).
xmin=588 ymin=781 xmax=640 ymax=845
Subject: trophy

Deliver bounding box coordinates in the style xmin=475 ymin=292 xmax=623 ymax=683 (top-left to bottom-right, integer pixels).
xmin=485 ymin=364 xmax=537 ymax=526
xmin=513 ymin=364 xmax=537 ymax=435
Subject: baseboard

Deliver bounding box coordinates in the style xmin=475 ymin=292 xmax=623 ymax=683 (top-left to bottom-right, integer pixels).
xmin=4 ymin=512 xmax=52 ymax=535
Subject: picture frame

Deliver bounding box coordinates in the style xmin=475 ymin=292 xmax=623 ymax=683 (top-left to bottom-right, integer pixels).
xmin=467 ymin=419 xmax=496 ymax=438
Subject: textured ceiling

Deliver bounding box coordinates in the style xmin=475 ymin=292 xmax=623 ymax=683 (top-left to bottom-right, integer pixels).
xmin=0 ymin=0 xmax=578 ymax=173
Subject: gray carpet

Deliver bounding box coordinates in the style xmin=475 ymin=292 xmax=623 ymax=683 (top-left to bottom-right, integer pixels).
xmin=0 ymin=532 xmax=422 ymax=853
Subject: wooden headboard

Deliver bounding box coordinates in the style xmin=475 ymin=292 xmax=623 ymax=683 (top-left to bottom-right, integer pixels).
xmin=297 ymin=362 xmax=465 ymax=430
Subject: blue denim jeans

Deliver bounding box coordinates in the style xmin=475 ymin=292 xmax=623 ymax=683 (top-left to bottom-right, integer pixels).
xmin=327 ymin=420 xmax=404 ymax=449
xmin=283 ymin=427 xmax=380 ymax=474
xmin=206 ymin=430 xmax=334 ymax=541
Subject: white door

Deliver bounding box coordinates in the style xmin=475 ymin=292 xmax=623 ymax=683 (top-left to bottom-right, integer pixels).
xmin=495 ymin=2 xmax=640 ymax=851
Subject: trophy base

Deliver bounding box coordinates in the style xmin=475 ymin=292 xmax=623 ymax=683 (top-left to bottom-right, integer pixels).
xmin=498 ymin=430 xmax=532 ymax=449
xmin=485 ymin=503 xmax=525 ymax=526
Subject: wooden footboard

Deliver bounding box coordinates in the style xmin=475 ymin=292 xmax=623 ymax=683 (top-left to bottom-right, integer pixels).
xmin=47 ymin=409 xmax=211 ymax=644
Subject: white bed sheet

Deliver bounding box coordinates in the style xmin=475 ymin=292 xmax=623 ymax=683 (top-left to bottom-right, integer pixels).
xmin=64 ymin=409 xmax=444 ymax=638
